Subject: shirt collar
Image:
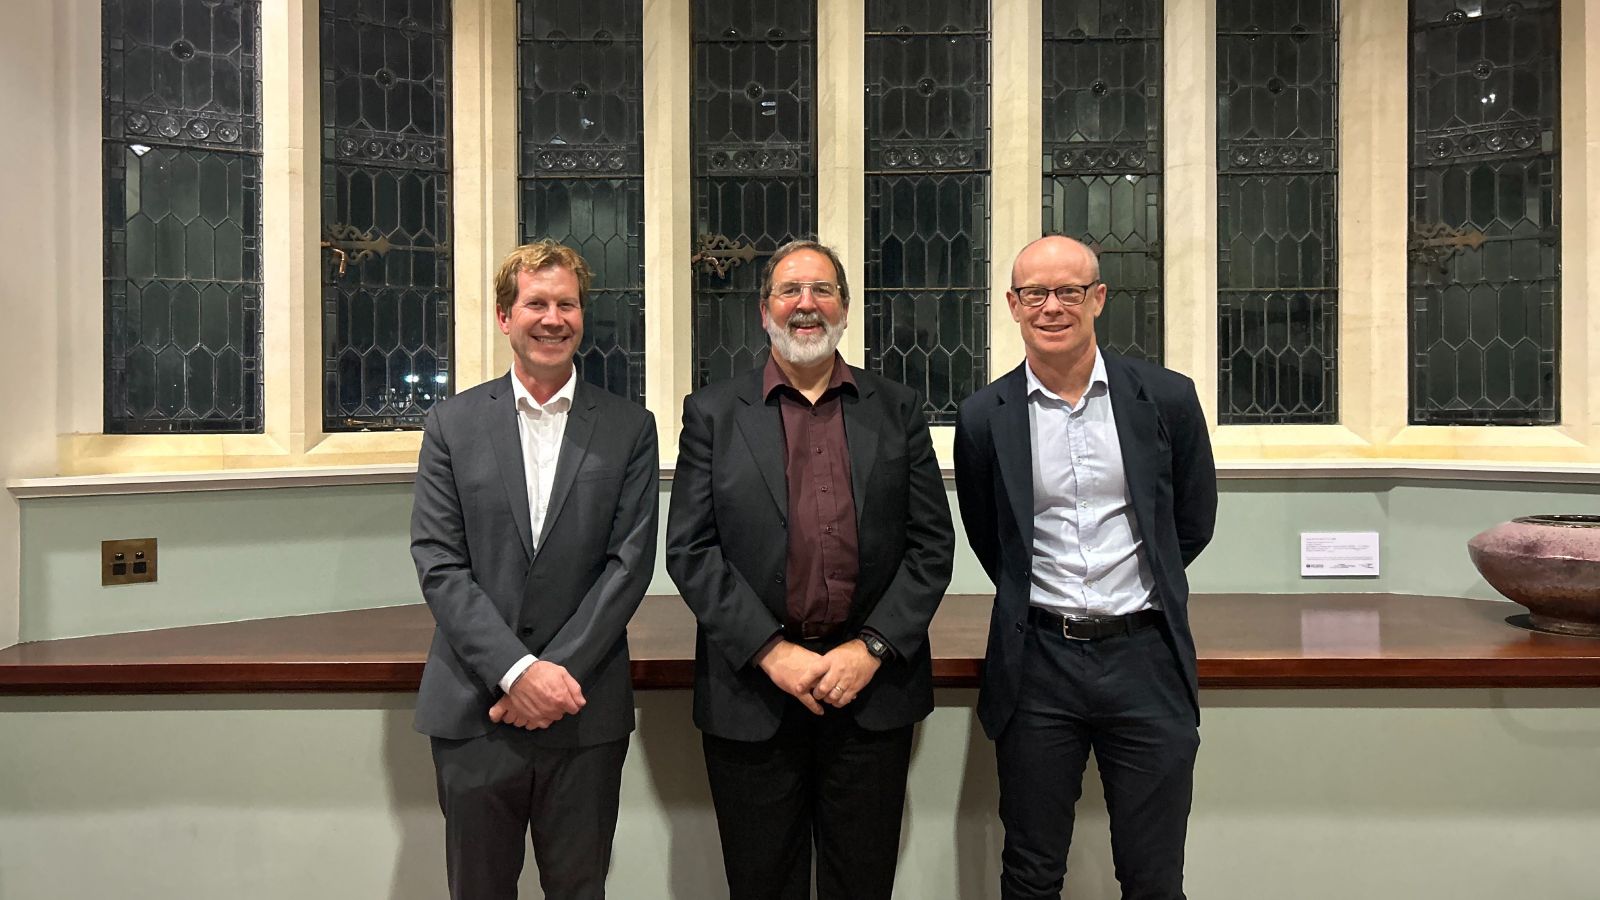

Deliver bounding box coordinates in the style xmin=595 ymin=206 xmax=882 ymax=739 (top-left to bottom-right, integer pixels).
xmin=762 ymin=352 xmax=857 ymax=402
xmin=510 ymin=365 xmax=578 ymax=415
xmin=1025 ymin=348 xmax=1108 ymax=405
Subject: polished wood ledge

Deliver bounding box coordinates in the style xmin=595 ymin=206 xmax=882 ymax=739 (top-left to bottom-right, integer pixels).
xmin=3 ymin=594 xmax=1599 ymax=695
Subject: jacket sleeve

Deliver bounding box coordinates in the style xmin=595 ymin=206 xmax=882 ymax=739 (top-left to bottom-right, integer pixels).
xmin=410 ymin=407 xmax=530 ymax=691
xmin=1168 ymin=379 xmax=1218 ymax=567
xmin=953 ymin=402 xmax=1001 ymax=586
xmin=665 ymin=394 xmax=786 ymax=669
xmin=860 ymin=395 xmax=955 ymax=658
xmin=537 ymin=412 xmax=661 ymax=682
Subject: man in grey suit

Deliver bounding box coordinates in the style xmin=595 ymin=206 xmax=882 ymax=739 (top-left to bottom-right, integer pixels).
xmin=666 ymin=239 xmax=954 ymax=900
xmin=954 ymin=236 xmax=1217 ymax=899
xmin=411 ymin=240 xmax=659 ymax=900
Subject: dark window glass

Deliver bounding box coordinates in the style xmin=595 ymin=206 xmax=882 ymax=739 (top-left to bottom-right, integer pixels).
xmin=865 ymin=0 xmax=990 ymax=424
xmin=1217 ymin=0 xmax=1339 ymax=424
xmin=1409 ymin=0 xmax=1559 ymax=424
xmin=103 ymin=0 xmax=262 ymax=433
xmin=321 ymin=0 xmax=453 ymax=431
xmin=1042 ymin=0 xmax=1163 ymax=364
xmin=519 ymin=0 xmax=645 ymax=403
xmin=692 ymin=0 xmax=817 ymax=386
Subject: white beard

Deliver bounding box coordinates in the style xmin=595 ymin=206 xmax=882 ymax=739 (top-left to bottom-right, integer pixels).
xmin=765 ymin=311 xmax=846 ymax=367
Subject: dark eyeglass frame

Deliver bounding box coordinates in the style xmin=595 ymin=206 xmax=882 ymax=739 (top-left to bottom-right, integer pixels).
xmin=770 ymin=280 xmax=841 ymax=301
xmin=1010 ymin=281 xmax=1102 ymax=307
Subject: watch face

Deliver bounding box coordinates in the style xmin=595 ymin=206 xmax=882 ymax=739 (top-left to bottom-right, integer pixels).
xmin=863 ymin=635 xmax=888 ymax=658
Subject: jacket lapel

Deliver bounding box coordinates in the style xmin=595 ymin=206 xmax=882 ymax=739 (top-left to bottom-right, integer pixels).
xmin=991 ymin=364 xmax=1034 ymax=552
xmin=534 ymin=379 xmax=598 ymax=552
xmin=486 ymin=375 xmax=535 ymax=562
xmin=842 ymin=373 xmax=879 ymax=525
xmin=734 ymin=370 xmax=788 ymax=519
xmin=1105 ymin=352 xmax=1162 ymax=550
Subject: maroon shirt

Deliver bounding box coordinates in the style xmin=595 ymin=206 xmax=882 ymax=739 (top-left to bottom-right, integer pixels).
xmin=763 ymin=353 xmax=861 ymax=636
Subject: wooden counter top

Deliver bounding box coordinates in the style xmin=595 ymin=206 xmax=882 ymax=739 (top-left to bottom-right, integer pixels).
xmin=3 ymin=593 xmax=1598 ymax=694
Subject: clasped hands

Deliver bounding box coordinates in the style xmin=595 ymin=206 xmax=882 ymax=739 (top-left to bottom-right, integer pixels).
xmin=489 ymin=660 xmax=585 ymax=730
xmin=755 ymin=638 xmax=881 ymax=715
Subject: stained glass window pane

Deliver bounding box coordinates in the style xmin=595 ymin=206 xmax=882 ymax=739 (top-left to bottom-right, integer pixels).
xmin=320 ymin=0 xmax=453 ymax=431
xmin=103 ymin=0 xmax=262 ymax=433
xmin=1042 ymin=0 xmax=1163 ymax=364
xmin=519 ymin=0 xmax=645 ymax=403
xmin=692 ymin=0 xmax=817 ymax=386
xmin=865 ymin=0 xmax=990 ymax=424
xmin=1409 ymin=0 xmax=1559 ymax=424
xmin=1216 ymin=0 xmax=1339 ymax=424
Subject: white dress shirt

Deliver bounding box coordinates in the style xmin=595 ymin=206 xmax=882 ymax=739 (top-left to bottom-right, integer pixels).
xmin=499 ymin=366 xmax=578 ymax=693
xmin=1026 ymin=350 xmax=1157 ymax=617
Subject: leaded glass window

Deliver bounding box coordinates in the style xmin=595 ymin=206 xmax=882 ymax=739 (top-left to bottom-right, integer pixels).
xmin=321 ymin=0 xmax=453 ymax=431
xmin=1042 ymin=0 xmax=1163 ymax=364
xmin=864 ymin=0 xmax=990 ymax=424
xmin=692 ymin=0 xmax=817 ymax=386
xmin=103 ymin=0 xmax=263 ymax=433
xmin=1216 ymin=0 xmax=1339 ymax=424
xmin=519 ymin=0 xmax=645 ymax=403
xmin=1409 ymin=0 xmax=1559 ymax=424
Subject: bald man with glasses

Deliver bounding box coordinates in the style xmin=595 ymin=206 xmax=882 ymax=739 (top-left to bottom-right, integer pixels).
xmin=955 ymin=236 xmax=1218 ymax=899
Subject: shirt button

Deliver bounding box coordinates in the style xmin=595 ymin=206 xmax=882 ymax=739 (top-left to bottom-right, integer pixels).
xmin=814 ymin=446 xmax=823 ymax=455
xmin=820 ymin=485 xmax=829 ymax=493
xmin=824 ymin=525 xmax=834 ymax=534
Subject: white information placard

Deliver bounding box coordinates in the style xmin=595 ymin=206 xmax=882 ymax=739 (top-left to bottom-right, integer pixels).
xmin=1300 ymin=531 xmax=1380 ymax=577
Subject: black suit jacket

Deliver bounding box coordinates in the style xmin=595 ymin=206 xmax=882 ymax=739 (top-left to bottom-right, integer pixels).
xmin=410 ymin=374 xmax=659 ymax=743
xmin=665 ymin=360 xmax=955 ymax=742
xmin=953 ymin=352 xmax=1217 ymax=739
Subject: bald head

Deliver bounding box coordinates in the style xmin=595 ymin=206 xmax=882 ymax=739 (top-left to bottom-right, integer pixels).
xmin=1010 ymin=236 xmax=1100 ymax=289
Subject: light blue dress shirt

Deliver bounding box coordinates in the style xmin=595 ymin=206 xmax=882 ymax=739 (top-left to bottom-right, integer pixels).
xmin=1026 ymin=350 xmax=1157 ymax=617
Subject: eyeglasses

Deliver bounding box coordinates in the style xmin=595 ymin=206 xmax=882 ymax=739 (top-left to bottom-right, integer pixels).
xmin=771 ymin=280 xmax=840 ymax=302
xmin=1011 ymin=282 xmax=1101 ymax=307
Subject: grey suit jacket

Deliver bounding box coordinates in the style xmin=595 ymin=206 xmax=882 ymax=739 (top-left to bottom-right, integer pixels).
xmin=411 ymin=374 xmax=659 ymax=743
xmin=953 ymin=352 xmax=1217 ymax=740
xmin=665 ymin=360 xmax=955 ymax=742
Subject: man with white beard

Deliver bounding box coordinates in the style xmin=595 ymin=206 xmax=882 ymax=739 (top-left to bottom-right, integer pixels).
xmin=667 ymin=239 xmax=954 ymax=900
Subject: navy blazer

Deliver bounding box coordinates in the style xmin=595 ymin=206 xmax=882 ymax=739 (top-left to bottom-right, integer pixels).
xmin=666 ymin=360 xmax=955 ymax=742
xmin=953 ymin=351 xmax=1217 ymax=739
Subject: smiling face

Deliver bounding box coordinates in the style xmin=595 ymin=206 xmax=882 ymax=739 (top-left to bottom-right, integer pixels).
xmin=1007 ymin=236 xmax=1106 ymax=369
xmin=498 ymin=264 xmax=584 ymax=389
xmin=761 ymin=248 xmax=849 ymax=368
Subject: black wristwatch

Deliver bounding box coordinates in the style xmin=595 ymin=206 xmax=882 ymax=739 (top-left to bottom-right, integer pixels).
xmin=857 ymin=632 xmax=891 ymax=660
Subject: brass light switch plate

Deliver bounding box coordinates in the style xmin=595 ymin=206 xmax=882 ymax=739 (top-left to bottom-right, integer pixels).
xmin=102 ymin=538 xmax=157 ymax=586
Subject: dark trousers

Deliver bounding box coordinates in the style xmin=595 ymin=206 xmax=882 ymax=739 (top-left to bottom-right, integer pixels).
xmin=431 ymin=730 xmax=628 ymax=900
xmin=702 ymin=702 xmax=915 ymax=900
xmin=996 ymin=619 xmax=1200 ymax=900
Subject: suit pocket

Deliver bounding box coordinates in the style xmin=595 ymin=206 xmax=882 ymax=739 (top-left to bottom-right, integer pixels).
xmin=574 ymin=466 xmax=624 ymax=483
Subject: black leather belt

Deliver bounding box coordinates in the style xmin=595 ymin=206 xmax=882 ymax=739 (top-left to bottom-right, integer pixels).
xmin=784 ymin=621 xmax=846 ymax=642
xmin=1028 ymin=606 xmax=1161 ymax=641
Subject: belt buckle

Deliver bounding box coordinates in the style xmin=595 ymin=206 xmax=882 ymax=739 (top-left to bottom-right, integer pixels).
xmin=1060 ymin=615 xmax=1094 ymax=641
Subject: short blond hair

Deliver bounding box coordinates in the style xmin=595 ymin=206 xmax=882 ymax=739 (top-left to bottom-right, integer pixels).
xmin=493 ymin=240 xmax=593 ymax=315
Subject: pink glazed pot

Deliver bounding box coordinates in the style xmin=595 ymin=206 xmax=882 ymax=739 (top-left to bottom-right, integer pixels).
xmin=1467 ymin=514 xmax=1600 ymax=637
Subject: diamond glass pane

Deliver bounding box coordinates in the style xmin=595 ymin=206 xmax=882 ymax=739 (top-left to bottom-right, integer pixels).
xmin=1043 ymin=0 xmax=1163 ymax=363
xmin=1408 ymin=0 xmax=1559 ymax=424
xmin=519 ymin=0 xmax=645 ymax=402
xmin=321 ymin=0 xmax=453 ymax=431
xmin=692 ymin=0 xmax=817 ymax=387
xmin=1217 ymin=0 xmax=1339 ymax=424
xmin=103 ymin=0 xmax=262 ymax=433
xmin=865 ymin=0 xmax=989 ymax=424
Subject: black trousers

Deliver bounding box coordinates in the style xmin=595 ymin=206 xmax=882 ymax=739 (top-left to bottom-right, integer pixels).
xmin=431 ymin=730 xmax=628 ymax=900
xmin=702 ymin=701 xmax=915 ymax=900
xmin=996 ymin=619 xmax=1200 ymax=900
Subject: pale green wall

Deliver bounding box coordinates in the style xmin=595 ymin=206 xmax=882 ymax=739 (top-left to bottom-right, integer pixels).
xmin=18 ymin=478 xmax=1600 ymax=641
xmin=2 ymin=689 xmax=1596 ymax=899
